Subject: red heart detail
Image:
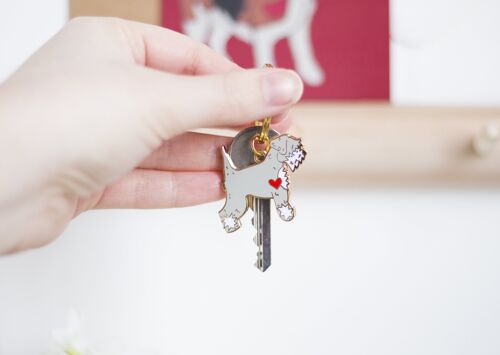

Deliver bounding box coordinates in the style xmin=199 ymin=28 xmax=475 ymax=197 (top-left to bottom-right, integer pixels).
xmin=268 ymin=178 xmax=282 ymax=189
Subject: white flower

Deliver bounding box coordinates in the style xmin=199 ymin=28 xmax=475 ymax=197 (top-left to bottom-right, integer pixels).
xmin=45 ymin=310 xmax=95 ymax=355
xmin=44 ymin=310 xmax=162 ymax=355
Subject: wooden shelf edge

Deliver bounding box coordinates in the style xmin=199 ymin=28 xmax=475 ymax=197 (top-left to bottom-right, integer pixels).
xmin=288 ymin=103 xmax=500 ymax=186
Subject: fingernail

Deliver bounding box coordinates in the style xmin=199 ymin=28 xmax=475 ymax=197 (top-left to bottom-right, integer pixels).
xmin=262 ymin=70 xmax=303 ymax=106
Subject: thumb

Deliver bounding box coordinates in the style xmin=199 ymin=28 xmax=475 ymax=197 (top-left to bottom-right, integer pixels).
xmin=144 ymin=68 xmax=303 ymax=133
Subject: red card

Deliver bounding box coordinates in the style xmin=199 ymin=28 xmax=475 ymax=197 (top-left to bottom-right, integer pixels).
xmin=163 ymin=0 xmax=389 ymax=100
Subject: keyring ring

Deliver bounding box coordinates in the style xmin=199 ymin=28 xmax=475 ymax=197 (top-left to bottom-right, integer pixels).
xmin=251 ymin=135 xmax=270 ymax=159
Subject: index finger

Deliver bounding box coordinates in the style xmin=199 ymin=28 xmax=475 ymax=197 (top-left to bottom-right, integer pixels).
xmin=122 ymin=19 xmax=240 ymax=75
xmin=120 ymin=19 xmax=293 ymax=127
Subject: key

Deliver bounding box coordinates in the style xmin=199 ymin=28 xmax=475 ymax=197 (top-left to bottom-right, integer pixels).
xmin=226 ymin=126 xmax=278 ymax=272
xmin=218 ymin=125 xmax=306 ymax=271
xmin=251 ymin=196 xmax=271 ymax=271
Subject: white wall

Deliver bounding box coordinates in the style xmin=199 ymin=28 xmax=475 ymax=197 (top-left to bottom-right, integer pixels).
xmin=1 ymin=1 xmax=500 ymax=354
xmin=0 ymin=0 xmax=68 ymax=82
xmin=391 ymin=0 xmax=500 ymax=106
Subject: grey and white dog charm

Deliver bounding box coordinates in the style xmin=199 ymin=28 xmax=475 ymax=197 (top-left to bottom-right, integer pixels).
xmin=219 ymin=127 xmax=306 ymax=233
xmin=218 ymin=125 xmax=306 ymax=271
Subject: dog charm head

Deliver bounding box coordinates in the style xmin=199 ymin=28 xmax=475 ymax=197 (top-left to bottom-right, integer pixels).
xmin=270 ymin=134 xmax=306 ymax=171
xmin=218 ymin=127 xmax=306 ymax=233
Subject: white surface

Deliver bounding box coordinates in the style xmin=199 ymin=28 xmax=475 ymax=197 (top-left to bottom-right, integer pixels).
xmin=2 ymin=190 xmax=500 ymax=354
xmin=1 ymin=1 xmax=500 ymax=354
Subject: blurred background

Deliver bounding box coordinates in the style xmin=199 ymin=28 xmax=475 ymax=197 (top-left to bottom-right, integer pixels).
xmin=1 ymin=1 xmax=500 ymax=354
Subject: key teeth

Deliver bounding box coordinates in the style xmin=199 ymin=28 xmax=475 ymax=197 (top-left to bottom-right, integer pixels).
xmin=251 ymin=198 xmax=270 ymax=272
xmin=255 ymin=258 xmax=270 ymax=272
xmin=253 ymin=232 xmax=263 ymax=246
xmin=255 ymin=252 xmax=264 ymax=271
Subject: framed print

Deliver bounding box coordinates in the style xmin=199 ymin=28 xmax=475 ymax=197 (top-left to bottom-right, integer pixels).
xmin=163 ymin=0 xmax=389 ymax=100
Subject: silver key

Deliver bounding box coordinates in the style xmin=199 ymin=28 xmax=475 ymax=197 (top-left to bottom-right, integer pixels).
xmin=251 ymin=197 xmax=271 ymax=271
xmin=227 ymin=126 xmax=279 ymax=272
xmin=218 ymin=126 xmax=306 ymax=271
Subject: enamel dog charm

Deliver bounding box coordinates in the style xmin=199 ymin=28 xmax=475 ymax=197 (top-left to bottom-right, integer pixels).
xmin=218 ymin=121 xmax=306 ymax=271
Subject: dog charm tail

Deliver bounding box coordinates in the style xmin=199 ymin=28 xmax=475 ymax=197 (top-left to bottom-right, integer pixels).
xmin=221 ymin=146 xmax=236 ymax=185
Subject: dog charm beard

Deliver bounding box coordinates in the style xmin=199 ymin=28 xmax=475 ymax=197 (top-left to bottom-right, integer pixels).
xmin=218 ymin=127 xmax=306 ymax=233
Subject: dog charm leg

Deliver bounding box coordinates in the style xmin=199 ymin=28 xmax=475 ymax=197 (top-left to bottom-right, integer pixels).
xmin=272 ymin=188 xmax=295 ymax=222
xmin=218 ymin=192 xmax=248 ymax=233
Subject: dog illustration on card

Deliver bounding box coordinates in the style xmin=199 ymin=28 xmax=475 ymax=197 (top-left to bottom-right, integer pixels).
xmin=180 ymin=0 xmax=325 ymax=87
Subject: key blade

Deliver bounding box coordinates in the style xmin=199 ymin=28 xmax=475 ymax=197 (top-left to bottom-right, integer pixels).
xmin=227 ymin=127 xmax=279 ymax=272
xmin=253 ymin=198 xmax=271 ymax=272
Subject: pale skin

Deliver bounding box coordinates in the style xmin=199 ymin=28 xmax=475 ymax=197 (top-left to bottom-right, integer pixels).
xmin=0 ymin=17 xmax=303 ymax=255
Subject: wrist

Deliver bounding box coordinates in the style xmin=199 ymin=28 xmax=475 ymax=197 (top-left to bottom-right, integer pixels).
xmin=0 ymin=93 xmax=74 ymax=254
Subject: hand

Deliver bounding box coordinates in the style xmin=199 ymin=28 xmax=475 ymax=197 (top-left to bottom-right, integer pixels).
xmin=0 ymin=17 xmax=303 ymax=254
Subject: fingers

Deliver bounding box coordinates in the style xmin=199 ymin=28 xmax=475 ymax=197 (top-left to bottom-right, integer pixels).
xmin=140 ymin=132 xmax=231 ymax=171
xmin=143 ymin=67 xmax=303 ymax=134
xmin=140 ymin=112 xmax=293 ymax=172
xmin=94 ymin=169 xmax=223 ymax=209
xmin=122 ymin=19 xmax=239 ymax=75
xmin=66 ymin=19 xmax=302 ymax=136
xmin=65 ymin=17 xmax=238 ymax=75
xmin=119 ymin=21 xmax=302 ymax=128
xmin=120 ymin=21 xmax=300 ymax=130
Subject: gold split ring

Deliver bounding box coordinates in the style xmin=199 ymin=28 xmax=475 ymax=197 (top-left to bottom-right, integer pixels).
xmin=252 ymin=64 xmax=274 ymax=160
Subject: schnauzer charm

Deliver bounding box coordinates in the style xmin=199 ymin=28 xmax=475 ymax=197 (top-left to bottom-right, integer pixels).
xmin=219 ymin=128 xmax=306 ymax=233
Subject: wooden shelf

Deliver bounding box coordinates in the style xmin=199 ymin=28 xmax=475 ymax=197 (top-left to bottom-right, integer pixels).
xmin=288 ymin=102 xmax=500 ymax=186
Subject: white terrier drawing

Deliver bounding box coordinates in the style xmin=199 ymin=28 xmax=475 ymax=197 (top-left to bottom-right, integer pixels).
xmin=181 ymin=0 xmax=325 ymax=86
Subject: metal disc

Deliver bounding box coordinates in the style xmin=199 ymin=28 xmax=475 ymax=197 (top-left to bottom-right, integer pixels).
xmin=228 ymin=126 xmax=279 ymax=169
